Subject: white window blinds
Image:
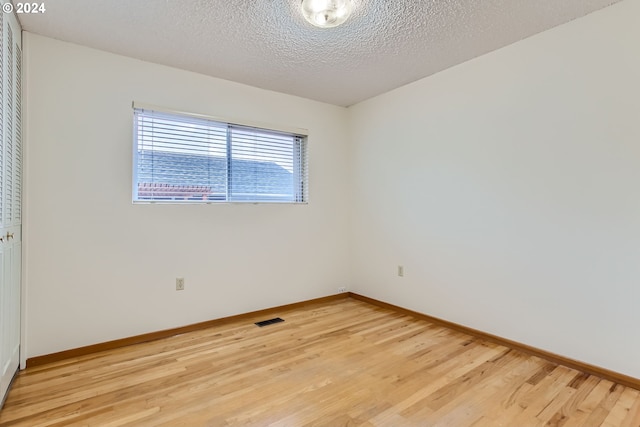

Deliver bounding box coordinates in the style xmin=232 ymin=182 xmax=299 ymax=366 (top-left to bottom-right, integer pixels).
xmin=133 ymin=107 xmax=308 ymax=203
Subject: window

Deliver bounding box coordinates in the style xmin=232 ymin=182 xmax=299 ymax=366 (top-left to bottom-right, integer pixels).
xmin=133 ymin=106 xmax=308 ymax=203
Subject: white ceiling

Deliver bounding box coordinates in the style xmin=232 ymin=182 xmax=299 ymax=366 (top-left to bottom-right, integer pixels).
xmin=18 ymin=0 xmax=621 ymax=107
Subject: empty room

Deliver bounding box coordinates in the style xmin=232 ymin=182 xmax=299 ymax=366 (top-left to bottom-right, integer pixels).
xmin=0 ymin=0 xmax=639 ymax=425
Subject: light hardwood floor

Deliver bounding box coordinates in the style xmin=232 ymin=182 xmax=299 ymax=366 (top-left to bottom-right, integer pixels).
xmin=1 ymin=298 xmax=638 ymax=426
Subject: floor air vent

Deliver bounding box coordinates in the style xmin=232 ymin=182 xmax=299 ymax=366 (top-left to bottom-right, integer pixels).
xmin=255 ymin=317 xmax=284 ymax=327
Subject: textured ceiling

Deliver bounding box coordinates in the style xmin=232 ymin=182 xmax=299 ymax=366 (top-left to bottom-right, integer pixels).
xmin=19 ymin=0 xmax=621 ymax=106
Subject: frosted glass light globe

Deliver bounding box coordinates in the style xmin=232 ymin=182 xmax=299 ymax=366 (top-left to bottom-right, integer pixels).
xmin=301 ymin=0 xmax=353 ymax=28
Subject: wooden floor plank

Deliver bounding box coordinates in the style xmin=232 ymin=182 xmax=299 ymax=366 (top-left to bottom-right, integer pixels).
xmin=0 ymin=298 xmax=638 ymax=426
xmin=621 ymin=393 xmax=640 ymax=427
xmin=602 ymin=388 xmax=640 ymax=427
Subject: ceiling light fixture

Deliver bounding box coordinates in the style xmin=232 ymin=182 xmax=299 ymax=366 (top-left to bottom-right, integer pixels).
xmin=301 ymin=0 xmax=353 ymax=28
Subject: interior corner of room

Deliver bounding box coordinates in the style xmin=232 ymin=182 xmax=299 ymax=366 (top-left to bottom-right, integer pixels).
xmin=1 ymin=0 xmax=640 ymax=416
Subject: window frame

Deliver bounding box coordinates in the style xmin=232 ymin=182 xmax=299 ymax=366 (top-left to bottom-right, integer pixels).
xmin=132 ymin=103 xmax=309 ymax=205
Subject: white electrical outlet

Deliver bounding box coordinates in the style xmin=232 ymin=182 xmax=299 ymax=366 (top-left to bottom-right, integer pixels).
xmin=176 ymin=277 xmax=185 ymax=291
xmin=337 ymin=287 xmax=347 ymax=293
xmin=398 ymin=266 xmax=404 ymax=277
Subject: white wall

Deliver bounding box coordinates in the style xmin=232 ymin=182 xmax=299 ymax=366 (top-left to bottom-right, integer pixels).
xmin=349 ymin=0 xmax=640 ymax=378
xmin=24 ymin=0 xmax=640 ymax=379
xmin=23 ymin=33 xmax=350 ymax=359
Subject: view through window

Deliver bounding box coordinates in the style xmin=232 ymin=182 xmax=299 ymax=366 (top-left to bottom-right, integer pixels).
xmin=133 ymin=108 xmax=308 ymax=203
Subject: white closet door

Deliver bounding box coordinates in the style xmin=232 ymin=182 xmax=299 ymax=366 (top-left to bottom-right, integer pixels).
xmin=0 ymin=5 xmax=22 ymax=407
